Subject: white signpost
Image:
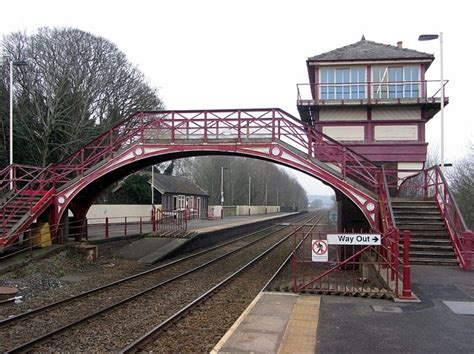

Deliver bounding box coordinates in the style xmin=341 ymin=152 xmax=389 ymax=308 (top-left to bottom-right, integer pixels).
xmin=327 ymin=234 xmax=381 ymax=246
xmin=311 ymin=240 xmax=328 ymax=262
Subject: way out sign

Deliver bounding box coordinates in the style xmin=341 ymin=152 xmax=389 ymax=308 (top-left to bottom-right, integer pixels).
xmin=312 ymin=240 xmax=328 ymax=262
xmin=327 ymin=234 xmax=381 ymax=246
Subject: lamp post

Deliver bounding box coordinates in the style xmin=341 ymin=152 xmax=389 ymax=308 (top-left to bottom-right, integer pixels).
xmin=419 ymin=33 xmax=444 ymax=171
xmin=1 ymin=57 xmax=27 ymax=189
xmin=248 ymin=176 xmax=251 ymax=206
xmin=151 ymin=165 xmax=155 ymax=208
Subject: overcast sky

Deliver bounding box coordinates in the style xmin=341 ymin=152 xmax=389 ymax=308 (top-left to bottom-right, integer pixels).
xmin=1 ymin=0 xmax=472 ymax=196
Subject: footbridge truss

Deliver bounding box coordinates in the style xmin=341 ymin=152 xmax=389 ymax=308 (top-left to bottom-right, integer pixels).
xmin=1 ymin=108 xmax=382 ymax=248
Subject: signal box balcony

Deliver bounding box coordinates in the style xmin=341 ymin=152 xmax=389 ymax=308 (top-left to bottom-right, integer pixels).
xmin=297 ymin=80 xmax=449 ymax=125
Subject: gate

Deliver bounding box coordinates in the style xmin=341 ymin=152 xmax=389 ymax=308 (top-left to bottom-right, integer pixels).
xmin=293 ymin=227 xmax=414 ymax=299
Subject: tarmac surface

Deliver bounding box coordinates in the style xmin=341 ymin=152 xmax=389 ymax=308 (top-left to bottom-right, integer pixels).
xmin=214 ymin=265 xmax=474 ymax=354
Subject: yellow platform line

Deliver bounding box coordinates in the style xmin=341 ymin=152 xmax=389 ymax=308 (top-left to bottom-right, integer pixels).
xmin=278 ymin=295 xmax=321 ymax=354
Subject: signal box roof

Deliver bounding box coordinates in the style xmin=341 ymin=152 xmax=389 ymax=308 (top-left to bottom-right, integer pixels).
xmin=308 ymin=37 xmax=434 ymax=63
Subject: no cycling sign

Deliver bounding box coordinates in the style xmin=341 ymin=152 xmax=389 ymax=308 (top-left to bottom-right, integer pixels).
xmin=311 ymin=240 xmax=328 ymax=262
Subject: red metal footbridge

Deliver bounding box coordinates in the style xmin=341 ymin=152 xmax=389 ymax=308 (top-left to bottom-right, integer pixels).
xmin=0 ymin=108 xmax=471 ymax=275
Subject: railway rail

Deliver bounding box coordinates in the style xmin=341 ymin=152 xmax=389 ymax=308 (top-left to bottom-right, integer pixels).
xmin=123 ymin=210 xmax=328 ymax=353
xmin=1 ymin=212 xmax=316 ymax=352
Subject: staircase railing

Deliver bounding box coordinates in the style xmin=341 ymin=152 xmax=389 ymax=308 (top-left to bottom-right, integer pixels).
xmin=397 ymin=166 xmax=472 ymax=270
xmin=0 ymin=164 xmax=46 ymax=199
xmin=377 ymin=165 xmax=410 ymax=297
xmin=379 ymin=165 xmax=397 ymax=233
xmin=0 ymin=164 xmax=55 ymax=248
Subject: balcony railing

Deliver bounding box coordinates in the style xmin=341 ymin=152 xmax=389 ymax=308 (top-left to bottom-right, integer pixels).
xmin=297 ymin=80 xmax=448 ymax=105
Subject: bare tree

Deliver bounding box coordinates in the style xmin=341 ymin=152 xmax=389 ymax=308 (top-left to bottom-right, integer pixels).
xmin=0 ymin=27 xmax=163 ymax=166
xmin=448 ymin=143 xmax=474 ymax=228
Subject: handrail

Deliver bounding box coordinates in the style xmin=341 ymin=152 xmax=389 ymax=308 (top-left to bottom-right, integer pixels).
xmin=0 ymin=164 xmax=46 ymax=196
xmin=1 ymin=108 xmax=382 ymax=248
xmin=51 ymin=109 xmax=380 ymax=192
xmin=433 ymin=166 xmax=468 ymax=230
xmin=395 ymin=165 xmax=471 ymax=270
xmin=379 ymin=165 xmax=397 ymax=233
xmin=1 ymin=164 xmax=54 ymax=243
xmin=297 ymin=79 xmax=449 ymax=102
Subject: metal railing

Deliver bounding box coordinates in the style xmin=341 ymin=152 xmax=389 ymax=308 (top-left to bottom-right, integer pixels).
xmin=0 ymin=109 xmax=382 ymax=248
xmin=297 ymin=79 xmax=448 ymax=103
xmin=380 ymin=166 xmax=472 ymax=270
xmin=0 ymin=164 xmax=46 ymax=197
xmin=395 ymin=166 xmax=472 ymax=270
xmin=1 ymin=164 xmax=55 ymax=247
xmin=52 ymin=109 xmax=380 ymax=191
xmin=292 ymin=227 xmax=413 ymax=299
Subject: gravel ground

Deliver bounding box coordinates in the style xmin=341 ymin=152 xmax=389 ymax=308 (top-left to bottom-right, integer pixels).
xmin=31 ymin=223 xmax=298 ymax=352
xmin=0 ymin=248 xmax=148 ymax=318
xmin=0 ymin=225 xmax=289 ymax=352
xmin=142 ymin=228 xmax=298 ymax=352
xmin=0 ymin=212 xmax=314 ymax=352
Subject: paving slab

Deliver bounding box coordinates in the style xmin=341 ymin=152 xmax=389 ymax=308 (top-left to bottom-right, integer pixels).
xmin=213 ymin=292 xmax=321 ymax=354
xmin=443 ymin=301 xmax=474 ymax=315
xmin=213 ymin=292 xmax=298 ymax=353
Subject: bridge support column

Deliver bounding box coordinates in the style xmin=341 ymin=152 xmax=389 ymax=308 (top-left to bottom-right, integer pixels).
xmin=336 ymin=191 xmax=370 ymax=232
xmin=463 ymin=230 xmax=473 ymax=271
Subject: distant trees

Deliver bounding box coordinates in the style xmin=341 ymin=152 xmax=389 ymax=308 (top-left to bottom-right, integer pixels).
xmin=190 ymin=156 xmax=308 ymax=210
xmin=448 ymin=144 xmax=473 ymax=229
xmin=0 ymin=27 xmax=163 ymax=167
xmin=98 ymin=156 xmax=309 ymax=210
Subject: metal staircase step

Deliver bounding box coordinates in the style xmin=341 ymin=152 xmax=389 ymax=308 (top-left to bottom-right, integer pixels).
xmin=410 ymin=258 xmax=459 ymax=265
xmin=401 ymin=244 xmax=453 ymax=250
xmin=410 ymin=239 xmax=451 ymax=245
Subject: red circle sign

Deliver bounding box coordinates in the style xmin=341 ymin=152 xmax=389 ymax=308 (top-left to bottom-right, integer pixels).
xmin=312 ymin=240 xmax=328 ymax=255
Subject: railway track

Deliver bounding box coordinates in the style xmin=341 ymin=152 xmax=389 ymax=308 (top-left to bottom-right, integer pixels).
xmin=122 ymin=210 xmax=327 ymax=353
xmin=1 ymin=212 xmax=314 ymax=352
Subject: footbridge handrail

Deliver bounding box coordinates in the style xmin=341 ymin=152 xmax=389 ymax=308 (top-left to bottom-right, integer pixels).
xmin=52 ymin=108 xmax=381 ymax=192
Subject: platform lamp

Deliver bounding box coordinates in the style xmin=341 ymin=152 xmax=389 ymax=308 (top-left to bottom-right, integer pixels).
xmin=1 ymin=57 xmax=28 ymax=190
xmin=418 ymin=33 xmax=445 ymax=171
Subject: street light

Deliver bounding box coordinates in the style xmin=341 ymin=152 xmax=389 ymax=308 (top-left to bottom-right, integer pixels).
xmin=418 ymin=33 xmax=445 ymax=171
xmin=1 ymin=57 xmax=28 ymax=189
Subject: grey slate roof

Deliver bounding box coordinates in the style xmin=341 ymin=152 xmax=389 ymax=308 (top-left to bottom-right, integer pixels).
xmin=149 ymin=174 xmax=209 ymax=197
xmin=308 ymin=38 xmax=434 ymax=62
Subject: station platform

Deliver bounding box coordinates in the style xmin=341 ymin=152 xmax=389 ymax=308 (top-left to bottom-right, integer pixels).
xmin=212 ymin=292 xmax=320 ymax=353
xmin=187 ymin=212 xmax=299 ymax=234
xmin=118 ymin=212 xmax=299 ymax=264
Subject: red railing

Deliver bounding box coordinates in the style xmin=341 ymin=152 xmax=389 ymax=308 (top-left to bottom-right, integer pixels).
xmin=379 ymin=165 xmax=397 ymax=233
xmin=297 ymin=79 xmax=448 ymax=104
xmin=1 ymin=164 xmax=55 ymax=247
xmin=0 ymin=164 xmax=46 ymax=196
xmin=292 ymin=227 xmax=413 ymax=299
xmin=0 ymin=208 xmax=191 ymax=261
xmin=397 ymin=166 xmax=472 ymax=270
xmin=1 ymin=109 xmax=381 ymax=248
xmin=51 ymin=109 xmax=379 ymax=192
